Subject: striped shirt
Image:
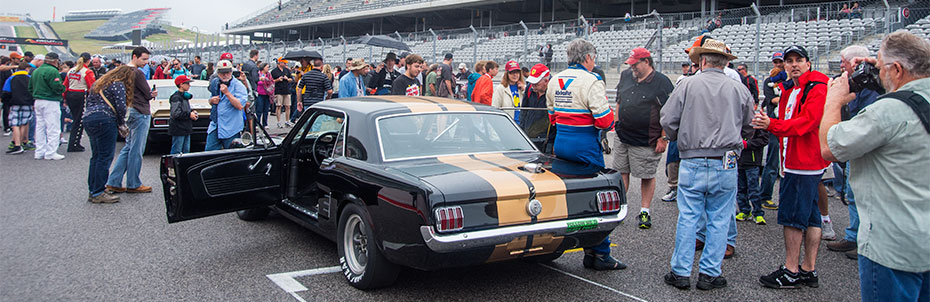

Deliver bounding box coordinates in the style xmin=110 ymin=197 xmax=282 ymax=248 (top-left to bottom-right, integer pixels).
xmin=298 ymin=69 xmax=332 ymax=105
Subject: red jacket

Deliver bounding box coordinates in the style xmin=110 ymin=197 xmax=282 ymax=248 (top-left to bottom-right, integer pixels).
xmin=471 ymin=74 xmax=493 ymax=105
xmin=768 ymin=70 xmax=831 ymax=171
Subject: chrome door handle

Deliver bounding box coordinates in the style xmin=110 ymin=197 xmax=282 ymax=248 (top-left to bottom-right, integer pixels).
xmin=248 ymin=156 xmax=263 ymax=171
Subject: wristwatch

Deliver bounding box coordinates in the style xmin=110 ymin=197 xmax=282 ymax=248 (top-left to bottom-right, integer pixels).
xmin=661 ymin=136 xmax=671 ymax=141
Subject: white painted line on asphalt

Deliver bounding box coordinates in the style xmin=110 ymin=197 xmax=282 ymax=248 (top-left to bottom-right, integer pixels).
xmin=267 ymin=265 xmax=341 ymax=298
xmin=540 ymin=264 xmax=648 ymax=302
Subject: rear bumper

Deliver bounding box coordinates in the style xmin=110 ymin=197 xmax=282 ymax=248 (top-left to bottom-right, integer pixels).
xmin=420 ymin=205 xmax=627 ymax=253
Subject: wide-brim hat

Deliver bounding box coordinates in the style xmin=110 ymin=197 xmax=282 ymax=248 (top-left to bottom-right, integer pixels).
xmin=688 ymin=39 xmax=737 ymax=64
xmin=347 ymin=58 xmax=367 ymax=71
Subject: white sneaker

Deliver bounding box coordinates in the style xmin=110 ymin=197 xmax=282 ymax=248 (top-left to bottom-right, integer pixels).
xmin=60 ymin=137 xmax=68 ymax=143
xmin=44 ymin=153 xmax=65 ymax=160
xmin=2 ymin=130 xmax=10 ymax=136
xmin=661 ymin=188 xmax=677 ymax=202
xmin=821 ymin=220 xmax=837 ymax=241
xmin=277 ymin=122 xmax=283 ymax=128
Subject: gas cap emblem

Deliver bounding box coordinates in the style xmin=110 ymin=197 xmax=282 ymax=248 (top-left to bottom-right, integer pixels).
xmin=527 ymin=199 xmax=543 ymax=217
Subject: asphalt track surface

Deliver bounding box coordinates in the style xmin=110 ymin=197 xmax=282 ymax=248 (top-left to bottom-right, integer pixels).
xmin=1 ymin=128 xmax=861 ymax=301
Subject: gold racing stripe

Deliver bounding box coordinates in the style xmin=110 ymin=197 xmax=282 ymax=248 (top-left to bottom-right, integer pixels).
xmin=435 ymin=155 xmax=532 ymax=226
xmin=375 ymin=96 xmax=444 ymax=113
xmin=473 ymin=153 xmax=569 ymax=222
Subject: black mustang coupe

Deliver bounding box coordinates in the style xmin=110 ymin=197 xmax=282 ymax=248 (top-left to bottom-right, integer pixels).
xmin=160 ymin=96 xmax=627 ymax=289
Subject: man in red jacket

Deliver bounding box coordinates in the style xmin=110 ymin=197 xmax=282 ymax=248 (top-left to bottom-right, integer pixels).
xmin=751 ymin=45 xmax=831 ymax=289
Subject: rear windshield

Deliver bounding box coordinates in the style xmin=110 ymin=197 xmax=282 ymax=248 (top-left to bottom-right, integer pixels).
xmin=377 ymin=112 xmax=536 ymax=161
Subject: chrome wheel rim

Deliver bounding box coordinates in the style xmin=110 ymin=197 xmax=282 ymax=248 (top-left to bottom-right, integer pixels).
xmin=343 ymin=214 xmax=368 ymax=274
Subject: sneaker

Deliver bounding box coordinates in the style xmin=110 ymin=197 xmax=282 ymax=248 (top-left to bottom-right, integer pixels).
xmin=762 ymin=199 xmax=778 ymax=210
xmin=67 ymin=145 xmax=85 ymax=152
xmin=2 ymin=129 xmax=10 ymax=136
xmin=664 ymin=271 xmax=690 ymax=290
xmin=827 ymin=239 xmax=857 ymax=252
xmin=285 ymin=121 xmax=294 ymax=127
xmin=799 ymin=268 xmax=819 ymax=288
xmin=661 ymin=188 xmax=677 ymax=202
xmin=125 ymin=185 xmax=153 ymax=193
xmin=735 ymin=212 xmax=751 ymax=221
xmin=754 ymin=215 xmax=767 ymax=225
xmin=696 ymin=273 xmax=727 ymax=290
xmin=88 ymin=192 xmax=120 ymax=204
xmin=584 ymin=252 xmax=627 ymax=270
xmin=7 ymin=142 xmax=13 ymax=149
xmin=695 ymin=239 xmax=705 ymax=251
xmin=60 ymin=137 xmax=68 ymax=144
xmin=821 ymin=220 xmax=837 ymax=241
xmin=277 ymin=122 xmax=283 ymax=128
xmin=5 ymin=146 xmax=23 ymax=154
xmin=760 ymin=266 xmax=805 ymax=289
xmin=23 ymin=141 xmax=35 ymax=150
xmin=637 ymin=211 xmax=652 ymax=229
xmin=44 ymin=153 xmax=65 ymax=160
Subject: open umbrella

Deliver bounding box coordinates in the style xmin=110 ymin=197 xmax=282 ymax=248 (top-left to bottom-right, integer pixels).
xmin=282 ymin=50 xmax=323 ymax=60
xmin=356 ymin=35 xmax=411 ymax=51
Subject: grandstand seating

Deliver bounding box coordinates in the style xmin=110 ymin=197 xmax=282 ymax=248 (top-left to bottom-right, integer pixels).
xmin=64 ymin=9 xmax=122 ymax=22
xmin=85 ymin=8 xmax=170 ymax=41
xmin=232 ymin=0 xmax=438 ymax=29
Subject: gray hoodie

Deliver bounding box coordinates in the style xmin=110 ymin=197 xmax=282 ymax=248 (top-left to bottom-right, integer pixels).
xmin=660 ymin=68 xmax=754 ymax=158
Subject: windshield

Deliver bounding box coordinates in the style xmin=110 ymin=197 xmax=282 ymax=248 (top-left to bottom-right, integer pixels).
xmin=377 ymin=112 xmax=536 ymax=161
xmin=153 ymin=85 xmax=212 ymax=100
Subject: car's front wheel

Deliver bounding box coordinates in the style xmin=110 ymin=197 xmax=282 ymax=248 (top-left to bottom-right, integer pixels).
xmin=337 ymin=203 xmax=399 ymax=290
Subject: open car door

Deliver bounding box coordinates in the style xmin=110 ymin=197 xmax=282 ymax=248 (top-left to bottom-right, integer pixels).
xmin=161 ymin=146 xmax=283 ymax=223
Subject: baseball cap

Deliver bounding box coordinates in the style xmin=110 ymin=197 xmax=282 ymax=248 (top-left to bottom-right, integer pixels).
xmin=783 ymin=45 xmax=809 ymax=60
xmin=772 ymin=52 xmax=784 ymax=61
xmin=505 ymin=60 xmax=520 ymax=72
xmin=525 ymin=64 xmax=550 ymax=84
xmin=9 ymin=52 xmax=22 ymax=60
xmin=174 ymin=75 xmax=193 ymax=87
xmin=458 ymin=63 xmax=467 ymax=69
xmin=277 ymin=57 xmax=288 ymax=64
xmin=45 ymin=53 xmax=59 ymax=60
xmin=220 ymin=52 xmax=233 ymax=60
xmin=34 ymin=54 xmax=45 ymax=61
xmin=216 ymin=60 xmax=234 ymax=73
xmin=444 ymin=53 xmax=453 ymax=60
xmin=625 ymin=47 xmax=651 ymax=65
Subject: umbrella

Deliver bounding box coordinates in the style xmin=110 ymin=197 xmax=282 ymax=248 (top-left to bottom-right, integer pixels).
xmin=356 ymin=35 xmax=411 ymax=51
xmin=282 ymin=50 xmax=323 ymax=60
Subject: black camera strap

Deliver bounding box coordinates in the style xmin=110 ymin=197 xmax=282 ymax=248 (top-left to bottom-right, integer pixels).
xmin=799 ymin=81 xmax=826 ymax=107
xmin=880 ymin=91 xmax=930 ymax=134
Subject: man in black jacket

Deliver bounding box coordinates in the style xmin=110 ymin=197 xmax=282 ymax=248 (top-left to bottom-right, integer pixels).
xmin=169 ymin=75 xmax=197 ymax=154
xmin=369 ymin=52 xmax=400 ymax=95
xmin=2 ymin=62 xmax=34 ymax=154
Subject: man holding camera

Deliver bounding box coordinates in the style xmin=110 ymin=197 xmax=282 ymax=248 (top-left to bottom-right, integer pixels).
xmin=820 ymin=31 xmax=930 ymax=301
xmin=824 ymin=45 xmax=881 ymax=260
xmin=752 ymin=45 xmax=831 ymax=289
xmin=204 ymin=60 xmax=246 ymax=151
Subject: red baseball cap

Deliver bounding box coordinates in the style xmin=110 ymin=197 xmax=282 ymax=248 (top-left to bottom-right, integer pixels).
xmin=625 ymin=47 xmax=652 ymax=65
xmin=174 ymin=75 xmax=192 ymax=87
xmin=505 ymin=60 xmax=520 ymax=72
xmin=526 ymin=64 xmax=550 ymax=84
xmin=220 ymin=52 xmax=233 ymax=60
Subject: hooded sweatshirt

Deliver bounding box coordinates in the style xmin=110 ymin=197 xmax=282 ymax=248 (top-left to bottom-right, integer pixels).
xmin=767 ymin=70 xmax=831 ymax=172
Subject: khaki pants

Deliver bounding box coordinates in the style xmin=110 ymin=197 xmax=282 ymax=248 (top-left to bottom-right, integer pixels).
xmin=667 ymin=161 xmax=679 ymax=188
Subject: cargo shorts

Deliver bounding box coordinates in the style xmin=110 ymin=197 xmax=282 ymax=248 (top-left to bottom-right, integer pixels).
xmin=610 ymin=135 xmax=662 ymax=179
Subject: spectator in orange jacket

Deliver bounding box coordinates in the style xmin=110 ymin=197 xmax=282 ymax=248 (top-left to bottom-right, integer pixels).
xmin=471 ymin=60 xmax=497 ymax=105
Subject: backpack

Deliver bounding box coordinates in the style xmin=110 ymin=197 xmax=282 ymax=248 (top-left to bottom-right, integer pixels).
xmin=880 ymin=91 xmax=930 ymax=134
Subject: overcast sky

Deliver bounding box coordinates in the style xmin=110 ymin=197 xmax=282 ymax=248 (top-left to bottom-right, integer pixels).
xmin=5 ymin=0 xmax=266 ymax=33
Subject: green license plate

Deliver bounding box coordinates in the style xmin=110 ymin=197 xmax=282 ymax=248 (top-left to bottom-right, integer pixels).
xmin=566 ymin=219 xmax=598 ymax=232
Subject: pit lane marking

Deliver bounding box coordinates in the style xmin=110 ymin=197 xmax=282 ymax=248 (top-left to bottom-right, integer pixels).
xmin=540 ymin=264 xmax=648 ymax=302
xmin=266 ymin=265 xmax=341 ymax=301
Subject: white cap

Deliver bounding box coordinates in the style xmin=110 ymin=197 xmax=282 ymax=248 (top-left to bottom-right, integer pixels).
xmin=458 ymin=63 xmax=467 ymax=69
xmin=34 ymin=54 xmax=45 ymax=60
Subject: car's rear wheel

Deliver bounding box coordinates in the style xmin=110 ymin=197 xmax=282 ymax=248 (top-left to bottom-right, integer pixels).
xmin=236 ymin=208 xmax=270 ymax=221
xmin=337 ymin=203 xmax=399 ymax=290
xmin=523 ymin=251 xmax=564 ymax=263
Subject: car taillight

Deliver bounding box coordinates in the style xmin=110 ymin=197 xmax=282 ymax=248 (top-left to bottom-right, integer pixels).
xmin=434 ymin=206 xmax=464 ymax=232
xmin=597 ymin=191 xmax=621 ymax=213
xmin=153 ymin=118 xmax=169 ymax=126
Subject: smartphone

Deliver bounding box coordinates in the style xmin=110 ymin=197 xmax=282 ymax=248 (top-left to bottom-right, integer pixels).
xmin=152 ymin=84 xmax=157 ymax=91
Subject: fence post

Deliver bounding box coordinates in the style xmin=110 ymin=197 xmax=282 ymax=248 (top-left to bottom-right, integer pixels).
xmin=752 ymin=3 xmax=761 ymax=79
xmin=882 ymin=0 xmax=890 ymax=35
xmin=429 ymin=28 xmax=437 ymax=63
xmin=469 ymin=25 xmax=478 ymax=67
xmin=340 ymin=35 xmax=346 ymax=64
xmin=520 ymin=21 xmax=528 ymax=64
xmin=319 ymin=37 xmax=325 ymax=61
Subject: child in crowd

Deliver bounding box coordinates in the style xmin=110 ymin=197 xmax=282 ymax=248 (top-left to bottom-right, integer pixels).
xmin=736 ymin=112 xmax=770 ymax=224
xmin=168 ymin=75 xmax=197 ymax=154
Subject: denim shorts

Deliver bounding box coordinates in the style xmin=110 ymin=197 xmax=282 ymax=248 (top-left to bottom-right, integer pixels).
xmin=777 ymin=172 xmax=823 ymax=230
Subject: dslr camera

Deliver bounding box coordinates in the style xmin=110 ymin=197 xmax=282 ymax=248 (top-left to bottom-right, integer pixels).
xmin=848 ymin=62 xmax=884 ymax=94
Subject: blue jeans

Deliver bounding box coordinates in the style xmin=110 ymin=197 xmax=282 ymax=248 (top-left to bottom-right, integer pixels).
xmin=255 ymin=94 xmax=270 ymax=127
xmin=205 ymin=130 xmax=240 ymax=151
xmin=737 ymin=166 xmax=764 ymax=217
xmin=107 ymin=108 xmax=150 ymax=189
xmin=671 ymin=158 xmax=737 ymax=277
xmin=84 ymin=114 xmax=117 ymax=196
xmin=759 ymin=133 xmax=779 ymax=201
xmin=28 ymin=114 xmax=35 ymax=141
xmin=844 ymin=165 xmax=859 ymax=242
xmin=827 ymin=163 xmax=845 ymax=195
xmin=170 ymin=135 xmax=190 ymax=154
xmin=859 ymin=255 xmax=930 ymax=302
